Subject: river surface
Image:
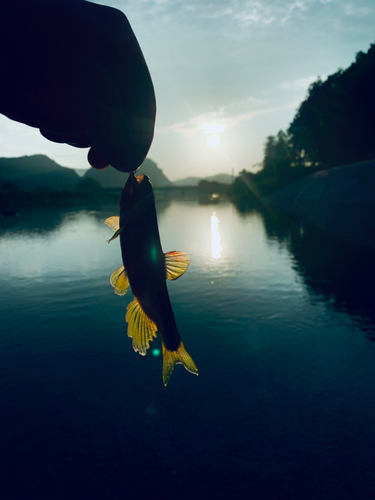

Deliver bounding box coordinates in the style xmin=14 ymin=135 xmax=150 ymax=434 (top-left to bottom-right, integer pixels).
xmin=1 ymin=200 xmax=375 ymax=500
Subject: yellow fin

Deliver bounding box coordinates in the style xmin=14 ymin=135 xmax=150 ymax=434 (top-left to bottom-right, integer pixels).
xmin=162 ymin=341 xmax=198 ymax=386
xmin=126 ymin=298 xmax=157 ymax=356
xmin=165 ymin=251 xmax=190 ymax=280
xmin=107 ymin=228 xmax=122 ymax=244
xmin=105 ymin=216 xmax=122 ymax=243
xmin=110 ymin=265 xmax=129 ymax=296
xmin=105 ymin=216 xmax=120 ymax=231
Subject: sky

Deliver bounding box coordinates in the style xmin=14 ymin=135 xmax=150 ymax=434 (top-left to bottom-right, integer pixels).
xmin=0 ymin=0 xmax=374 ymax=181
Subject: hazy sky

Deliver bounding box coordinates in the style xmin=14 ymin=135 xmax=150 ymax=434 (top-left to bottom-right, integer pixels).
xmin=0 ymin=0 xmax=374 ymax=180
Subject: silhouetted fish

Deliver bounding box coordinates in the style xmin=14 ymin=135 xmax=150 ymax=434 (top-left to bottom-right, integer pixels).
xmin=105 ymin=172 xmax=198 ymax=385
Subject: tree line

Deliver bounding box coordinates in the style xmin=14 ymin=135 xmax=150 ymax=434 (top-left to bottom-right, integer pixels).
xmin=232 ymin=43 xmax=375 ymax=205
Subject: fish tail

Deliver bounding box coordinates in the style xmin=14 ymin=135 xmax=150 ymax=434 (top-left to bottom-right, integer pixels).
xmin=162 ymin=341 xmax=198 ymax=386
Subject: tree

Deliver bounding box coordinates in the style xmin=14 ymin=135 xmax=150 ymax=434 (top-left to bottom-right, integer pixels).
xmin=289 ymin=44 xmax=375 ymax=168
xmin=261 ymin=131 xmax=293 ymax=181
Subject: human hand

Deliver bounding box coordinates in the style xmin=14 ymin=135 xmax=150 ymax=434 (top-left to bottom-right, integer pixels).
xmin=0 ymin=0 xmax=156 ymax=172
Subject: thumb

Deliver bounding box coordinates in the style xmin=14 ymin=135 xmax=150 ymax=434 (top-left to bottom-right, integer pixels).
xmin=82 ymin=58 xmax=155 ymax=173
xmin=86 ymin=106 xmax=155 ymax=173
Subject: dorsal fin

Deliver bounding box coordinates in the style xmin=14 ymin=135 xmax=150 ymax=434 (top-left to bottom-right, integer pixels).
xmin=165 ymin=251 xmax=190 ymax=280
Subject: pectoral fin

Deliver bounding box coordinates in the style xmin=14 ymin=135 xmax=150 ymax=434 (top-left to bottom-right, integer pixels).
xmin=165 ymin=251 xmax=190 ymax=280
xmin=110 ymin=265 xmax=129 ymax=296
xmin=105 ymin=216 xmax=120 ymax=231
xmin=105 ymin=216 xmax=122 ymax=243
xmin=126 ymin=298 xmax=157 ymax=356
xmin=162 ymin=341 xmax=198 ymax=386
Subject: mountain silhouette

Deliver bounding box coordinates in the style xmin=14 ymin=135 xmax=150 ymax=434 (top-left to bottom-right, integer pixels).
xmin=74 ymin=169 xmax=89 ymax=178
xmin=174 ymin=173 xmax=233 ymax=186
xmin=0 ymin=155 xmax=80 ymax=190
xmin=83 ymin=158 xmax=173 ymax=188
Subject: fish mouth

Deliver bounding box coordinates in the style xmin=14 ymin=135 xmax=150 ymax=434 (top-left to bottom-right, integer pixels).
xmin=120 ymin=171 xmax=153 ymax=214
xmin=123 ymin=172 xmax=150 ymax=199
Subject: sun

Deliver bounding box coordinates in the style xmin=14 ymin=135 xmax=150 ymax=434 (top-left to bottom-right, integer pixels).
xmin=201 ymin=123 xmax=225 ymax=149
xmin=207 ymin=134 xmax=220 ymax=149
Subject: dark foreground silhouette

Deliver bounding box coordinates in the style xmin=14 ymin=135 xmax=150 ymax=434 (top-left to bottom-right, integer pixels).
xmin=0 ymin=0 xmax=156 ymax=172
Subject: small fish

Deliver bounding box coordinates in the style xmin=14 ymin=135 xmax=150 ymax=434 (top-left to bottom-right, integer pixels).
xmin=105 ymin=172 xmax=198 ymax=385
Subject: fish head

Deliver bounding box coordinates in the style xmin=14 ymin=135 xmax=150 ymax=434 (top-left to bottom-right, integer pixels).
xmin=120 ymin=172 xmax=154 ymax=218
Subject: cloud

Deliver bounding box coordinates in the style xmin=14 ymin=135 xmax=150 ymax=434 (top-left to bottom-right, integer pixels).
xmin=183 ymin=4 xmax=198 ymax=13
xmin=281 ymin=1 xmax=309 ymax=25
xmin=281 ymin=75 xmax=325 ymax=91
xmin=140 ymin=0 xmax=173 ymax=15
xmin=233 ymin=8 xmax=262 ymax=24
xmin=200 ymin=123 xmax=226 ymax=134
xmin=200 ymin=6 xmax=233 ymax=19
xmin=159 ymin=99 xmax=295 ymax=138
xmin=345 ymin=4 xmax=371 ymax=17
xmin=118 ymin=0 xmax=314 ymax=28
xmin=228 ymin=0 xmax=312 ymax=27
xmin=230 ymin=1 xmax=284 ymax=26
xmin=106 ymin=0 xmax=375 ymax=32
xmin=120 ymin=0 xmax=180 ymax=18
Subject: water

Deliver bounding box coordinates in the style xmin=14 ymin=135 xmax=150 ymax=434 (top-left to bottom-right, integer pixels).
xmin=1 ymin=201 xmax=375 ymax=499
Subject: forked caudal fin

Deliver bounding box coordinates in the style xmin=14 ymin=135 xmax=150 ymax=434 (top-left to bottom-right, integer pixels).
xmin=162 ymin=341 xmax=198 ymax=386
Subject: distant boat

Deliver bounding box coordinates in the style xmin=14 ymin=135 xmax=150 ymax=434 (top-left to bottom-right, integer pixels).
xmin=198 ymin=193 xmax=221 ymax=205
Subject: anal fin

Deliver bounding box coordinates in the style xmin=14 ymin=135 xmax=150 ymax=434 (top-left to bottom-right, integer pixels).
xmin=110 ymin=265 xmax=129 ymax=296
xmin=162 ymin=341 xmax=198 ymax=386
xmin=126 ymin=298 xmax=157 ymax=355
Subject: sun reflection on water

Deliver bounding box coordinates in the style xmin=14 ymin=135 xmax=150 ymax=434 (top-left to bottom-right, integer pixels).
xmin=211 ymin=212 xmax=223 ymax=259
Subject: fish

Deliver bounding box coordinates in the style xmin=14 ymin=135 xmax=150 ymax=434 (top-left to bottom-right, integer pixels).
xmin=105 ymin=172 xmax=198 ymax=386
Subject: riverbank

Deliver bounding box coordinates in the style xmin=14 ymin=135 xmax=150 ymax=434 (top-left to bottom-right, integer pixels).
xmin=0 ymin=189 xmax=122 ymax=214
xmin=0 ymin=183 xmax=228 ymax=214
xmin=268 ymin=159 xmax=375 ymax=248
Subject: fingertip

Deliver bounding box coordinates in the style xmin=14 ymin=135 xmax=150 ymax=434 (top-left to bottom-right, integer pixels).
xmin=88 ymin=147 xmax=110 ymax=170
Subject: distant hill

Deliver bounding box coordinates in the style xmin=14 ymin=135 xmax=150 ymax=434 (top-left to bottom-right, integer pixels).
xmin=173 ymin=176 xmax=202 ymax=186
xmin=0 ymin=155 xmax=80 ymax=190
xmin=84 ymin=158 xmax=173 ymax=188
xmin=74 ymin=168 xmax=89 ymax=178
xmin=174 ymin=173 xmax=233 ymax=186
